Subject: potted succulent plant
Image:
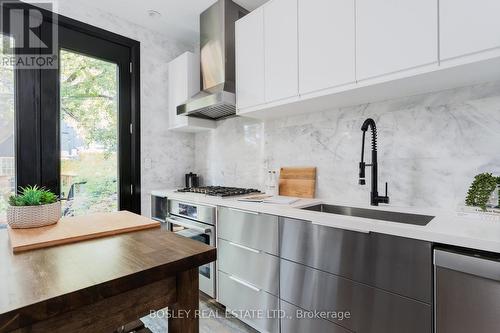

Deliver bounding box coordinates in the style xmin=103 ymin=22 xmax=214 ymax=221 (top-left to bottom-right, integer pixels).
xmin=7 ymin=185 xmax=61 ymax=229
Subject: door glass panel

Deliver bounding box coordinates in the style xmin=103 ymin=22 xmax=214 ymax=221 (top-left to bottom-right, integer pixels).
xmin=60 ymin=49 xmax=118 ymax=216
xmin=174 ymin=225 xmax=211 ymax=278
xmin=0 ymin=35 xmax=15 ymax=226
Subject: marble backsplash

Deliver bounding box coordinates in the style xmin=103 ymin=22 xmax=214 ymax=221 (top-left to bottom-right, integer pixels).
xmin=194 ymin=81 xmax=500 ymax=209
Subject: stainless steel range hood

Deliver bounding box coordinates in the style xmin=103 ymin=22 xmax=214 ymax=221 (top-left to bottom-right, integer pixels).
xmin=177 ymin=0 xmax=248 ymax=120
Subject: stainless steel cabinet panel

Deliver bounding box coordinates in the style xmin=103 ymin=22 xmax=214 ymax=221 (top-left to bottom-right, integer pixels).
xmin=218 ymin=207 xmax=279 ymax=255
xmin=218 ymin=271 xmax=280 ymax=333
xmin=168 ymin=199 xmax=215 ymax=224
xmin=435 ymin=249 xmax=500 ymax=333
xmin=280 ymin=259 xmax=432 ymax=333
xmin=436 ymin=266 xmax=500 ymax=333
xmin=279 ymin=217 xmax=432 ymax=303
xmin=151 ymin=195 xmax=167 ymax=222
xmin=281 ymin=300 xmax=352 ymax=333
xmin=218 ymin=238 xmax=279 ymax=296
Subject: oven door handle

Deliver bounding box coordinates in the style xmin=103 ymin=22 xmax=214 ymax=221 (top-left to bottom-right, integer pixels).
xmin=165 ymin=217 xmax=212 ymax=234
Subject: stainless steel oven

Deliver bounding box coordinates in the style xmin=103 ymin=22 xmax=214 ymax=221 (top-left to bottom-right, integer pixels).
xmin=166 ymin=199 xmax=216 ymax=298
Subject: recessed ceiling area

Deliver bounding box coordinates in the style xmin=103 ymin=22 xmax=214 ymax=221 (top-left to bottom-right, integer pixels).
xmin=62 ymin=0 xmax=269 ymax=45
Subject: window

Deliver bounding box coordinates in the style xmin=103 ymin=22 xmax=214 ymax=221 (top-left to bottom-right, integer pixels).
xmin=59 ymin=49 xmax=119 ymax=216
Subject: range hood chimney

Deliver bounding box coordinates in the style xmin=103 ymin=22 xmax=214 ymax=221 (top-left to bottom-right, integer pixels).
xmin=177 ymin=0 xmax=248 ymax=120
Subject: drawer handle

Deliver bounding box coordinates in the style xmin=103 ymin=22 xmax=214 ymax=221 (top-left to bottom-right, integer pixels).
xmin=228 ymin=242 xmax=261 ymax=254
xmin=311 ymin=222 xmax=370 ymax=234
xmin=435 ymin=250 xmax=500 ymax=281
xmin=228 ymin=275 xmax=261 ymax=292
xmin=227 ymin=207 xmax=259 ymax=215
xmin=165 ymin=217 xmax=212 ymax=233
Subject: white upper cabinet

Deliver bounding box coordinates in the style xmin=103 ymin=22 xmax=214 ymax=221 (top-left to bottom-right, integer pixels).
xmin=235 ymin=0 xmax=500 ymax=120
xmin=298 ymin=0 xmax=355 ymax=95
xmin=168 ymin=52 xmax=215 ymax=132
xmin=168 ymin=52 xmax=194 ymax=129
xmin=264 ymin=0 xmax=299 ymax=102
xmin=440 ymin=0 xmax=500 ymax=61
xmin=236 ymin=7 xmax=265 ymax=109
xmin=356 ymin=0 xmax=438 ymax=80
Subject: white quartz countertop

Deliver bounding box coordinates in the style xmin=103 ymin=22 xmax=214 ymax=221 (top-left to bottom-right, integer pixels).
xmin=151 ymin=189 xmax=500 ymax=254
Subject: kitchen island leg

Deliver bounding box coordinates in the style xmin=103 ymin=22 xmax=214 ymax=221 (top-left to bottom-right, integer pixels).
xmin=169 ymin=268 xmax=199 ymax=333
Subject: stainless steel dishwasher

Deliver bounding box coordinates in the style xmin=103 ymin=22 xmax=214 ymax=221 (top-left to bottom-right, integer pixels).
xmin=434 ymin=248 xmax=500 ymax=333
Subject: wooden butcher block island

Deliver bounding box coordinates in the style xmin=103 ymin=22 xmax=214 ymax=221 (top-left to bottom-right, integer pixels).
xmin=0 ymin=211 xmax=216 ymax=333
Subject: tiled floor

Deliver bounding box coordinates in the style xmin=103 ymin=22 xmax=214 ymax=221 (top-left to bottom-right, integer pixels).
xmin=141 ymin=293 xmax=258 ymax=333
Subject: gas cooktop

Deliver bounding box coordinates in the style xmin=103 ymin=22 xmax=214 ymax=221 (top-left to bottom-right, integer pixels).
xmin=176 ymin=186 xmax=261 ymax=197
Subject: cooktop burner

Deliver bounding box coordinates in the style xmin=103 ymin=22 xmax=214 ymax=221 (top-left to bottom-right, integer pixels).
xmin=177 ymin=186 xmax=261 ymax=197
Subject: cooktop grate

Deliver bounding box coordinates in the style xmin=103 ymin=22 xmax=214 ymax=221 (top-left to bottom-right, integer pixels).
xmin=176 ymin=186 xmax=261 ymax=197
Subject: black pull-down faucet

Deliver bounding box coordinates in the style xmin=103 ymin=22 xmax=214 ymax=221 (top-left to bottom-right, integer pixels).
xmin=359 ymin=118 xmax=389 ymax=206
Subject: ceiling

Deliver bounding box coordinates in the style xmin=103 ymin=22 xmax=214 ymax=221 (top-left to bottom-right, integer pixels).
xmin=66 ymin=0 xmax=269 ymax=45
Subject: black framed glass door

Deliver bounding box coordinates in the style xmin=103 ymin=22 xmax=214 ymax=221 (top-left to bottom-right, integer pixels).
xmin=0 ymin=1 xmax=141 ymax=217
xmin=54 ymin=26 xmax=133 ymax=216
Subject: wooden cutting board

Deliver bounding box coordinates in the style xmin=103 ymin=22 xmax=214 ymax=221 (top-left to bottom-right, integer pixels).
xmin=279 ymin=167 xmax=316 ymax=198
xmin=8 ymin=210 xmax=160 ymax=253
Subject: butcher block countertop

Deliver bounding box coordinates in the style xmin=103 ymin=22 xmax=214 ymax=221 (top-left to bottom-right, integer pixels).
xmin=0 ymin=212 xmax=216 ymax=333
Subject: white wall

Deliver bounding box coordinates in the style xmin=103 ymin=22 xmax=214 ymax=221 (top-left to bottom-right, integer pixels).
xmin=195 ymin=81 xmax=500 ymax=209
xmin=49 ymin=1 xmax=196 ymax=216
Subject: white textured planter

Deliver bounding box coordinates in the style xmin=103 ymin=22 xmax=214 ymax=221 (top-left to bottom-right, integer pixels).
xmin=7 ymin=201 xmax=61 ymax=229
xmin=487 ymin=185 xmax=500 ymax=208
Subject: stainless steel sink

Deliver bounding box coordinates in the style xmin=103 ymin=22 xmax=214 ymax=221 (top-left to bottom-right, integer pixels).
xmin=301 ymin=204 xmax=434 ymax=226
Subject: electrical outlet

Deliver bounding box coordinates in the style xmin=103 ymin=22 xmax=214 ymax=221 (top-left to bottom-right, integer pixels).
xmin=144 ymin=158 xmax=152 ymax=169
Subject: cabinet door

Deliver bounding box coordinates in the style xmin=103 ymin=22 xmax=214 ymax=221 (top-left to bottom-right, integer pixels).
xmin=280 ymin=217 xmax=432 ymax=303
xmin=264 ymin=0 xmax=298 ymax=102
xmin=281 ymin=300 xmax=351 ymax=333
xmin=218 ymin=239 xmax=279 ymax=296
xmin=218 ymin=206 xmax=278 ymax=255
xmin=356 ymin=0 xmax=438 ymax=80
xmin=167 ymin=52 xmax=199 ymax=128
xmin=236 ymin=8 xmax=265 ymax=109
xmin=168 ymin=54 xmax=189 ymax=128
xmin=440 ymin=0 xmax=500 ymax=61
xmin=218 ymin=271 xmax=280 ymax=333
xmin=298 ymin=0 xmax=355 ymax=94
xmin=280 ymin=259 xmax=432 ymax=333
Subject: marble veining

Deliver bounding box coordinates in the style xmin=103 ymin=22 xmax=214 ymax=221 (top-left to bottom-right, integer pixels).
xmin=195 ymin=81 xmax=500 ymax=210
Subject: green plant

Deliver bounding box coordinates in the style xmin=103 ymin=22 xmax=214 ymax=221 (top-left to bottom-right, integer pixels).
xmin=8 ymin=185 xmax=58 ymax=207
xmin=465 ymin=173 xmax=500 ymax=211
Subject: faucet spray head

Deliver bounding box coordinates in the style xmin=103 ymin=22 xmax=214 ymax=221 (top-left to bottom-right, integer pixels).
xmin=359 ymin=162 xmax=366 ymax=185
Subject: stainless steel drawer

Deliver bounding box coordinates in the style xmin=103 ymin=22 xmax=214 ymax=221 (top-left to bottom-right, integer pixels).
xmin=218 ymin=238 xmax=279 ymax=296
xmin=218 ymin=206 xmax=278 ymax=255
xmin=218 ymin=271 xmax=279 ymax=333
xmin=279 ymin=217 xmax=432 ymax=303
xmin=280 ymin=259 xmax=432 ymax=333
xmin=281 ymin=300 xmax=352 ymax=333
